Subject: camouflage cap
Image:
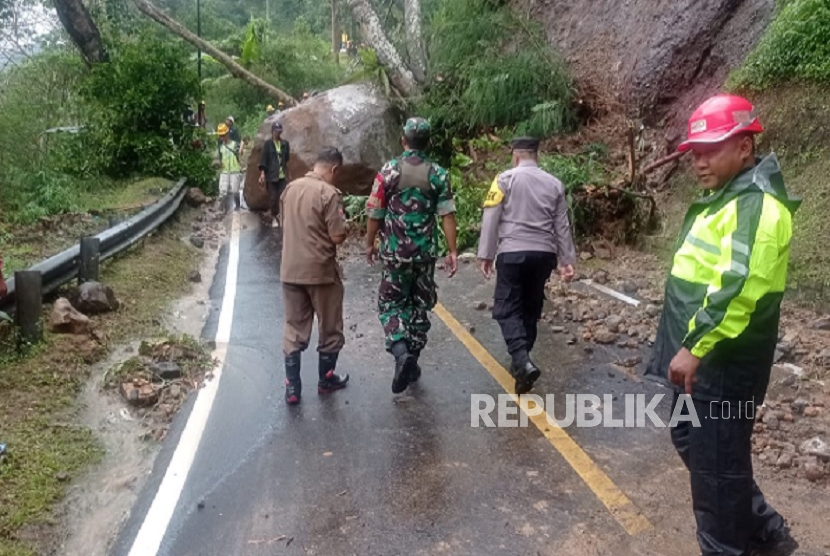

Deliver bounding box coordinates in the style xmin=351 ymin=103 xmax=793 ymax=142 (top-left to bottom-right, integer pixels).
xmin=403 ymin=117 xmax=431 ymax=140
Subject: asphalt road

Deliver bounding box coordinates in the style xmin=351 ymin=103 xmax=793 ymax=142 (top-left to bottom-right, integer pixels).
xmin=110 ymin=212 xmax=712 ymax=556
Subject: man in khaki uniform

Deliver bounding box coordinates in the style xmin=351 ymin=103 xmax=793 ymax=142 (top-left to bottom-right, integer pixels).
xmin=280 ymin=147 xmax=350 ymax=405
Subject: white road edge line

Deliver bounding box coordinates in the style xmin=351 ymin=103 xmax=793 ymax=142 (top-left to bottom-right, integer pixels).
xmin=580 ymin=279 xmax=641 ymax=307
xmin=127 ymin=212 xmax=241 ymax=556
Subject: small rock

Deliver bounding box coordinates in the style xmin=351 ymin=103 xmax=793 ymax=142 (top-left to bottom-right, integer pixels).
xmin=197 ymin=499 xmax=206 ymax=510
xmin=169 ymin=384 xmax=183 ymax=399
xmin=55 ymin=471 xmax=70 ymax=482
xmin=605 ymin=315 xmax=624 ymax=334
xmin=458 ymin=252 xmax=476 ymax=263
xmin=592 ymin=270 xmax=609 ymax=285
xmin=621 ymin=281 xmax=638 ymax=294
xmin=619 ymin=356 xmax=642 ymax=368
xmin=817 ymin=348 xmax=830 ymax=368
xmin=185 ymin=187 xmax=209 ymax=207
xmin=776 ymin=452 xmax=793 ymax=469
xmin=809 ymin=316 xmax=830 ymax=331
xmin=780 ymin=375 xmax=796 ymax=388
xmin=804 ymin=462 xmax=826 ymax=482
xmin=645 ymin=304 xmax=661 ymax=318
xmin=188 ymin=270 xmax=202 ymax=283
xmin=804 ymin=406 xmax=821 ymax=417
xmin=190 ymin=236 xmax=205 ymax=249
xmin=580 ymin=252 xmax=593 ymax=261
xmin=782 ymin=413 xmax=795 ymax=423
xmin=782 ymin=331 xmax=800 ymax=344
xmin=151 ymin=362 xmax=182 ymax=380
xmin=762 ymin=413 xmax=780 ymax=430
xmin=48 ymin=298 xmax=91 ymax=335
xmin=551 ymin=326 xmax=565 ymax=333
xmin=627 ymin=327 xmax=639 ymax=338
xmin=468 ymin=325 xmax=476 ymax=334
xmin=474 ymin=301 xmax=488 ymax=311
xmin=773 ymin=350 xmax=784 ymax=364
xmin=593 ymin=328 xmax=618 ymax=344
xmin=776 ymin=341 xmax=794 ymax=356
xmin=566 ymin=335 xmax=577 ymax=345
xmin=800 ymin=437 xmax=830 ymax=462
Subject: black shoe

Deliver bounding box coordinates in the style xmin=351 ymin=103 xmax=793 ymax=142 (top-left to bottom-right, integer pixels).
xmin=749 ymin=527 xmax=800 ymax=556
xmin=392 ymin=353 xmax=416 ymax=394
xmin=284 ymin=352 xmax=302 ymax=405
xmin=511 ymin=360 xmax=541 ymax=395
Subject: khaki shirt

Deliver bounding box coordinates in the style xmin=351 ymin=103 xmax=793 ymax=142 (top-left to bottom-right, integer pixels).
xmin=280 ymin=172 xmax=347 ymax=285
xmin=477 ymin=160 xmax=576 ymax=265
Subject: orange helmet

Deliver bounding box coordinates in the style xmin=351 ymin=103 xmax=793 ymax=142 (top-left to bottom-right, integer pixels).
xmin=678 ymin=94 xmax=764 ymax=152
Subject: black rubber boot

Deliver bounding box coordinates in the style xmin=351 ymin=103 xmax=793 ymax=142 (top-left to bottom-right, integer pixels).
xmin=510 ymin=351 xmax=541 ymax=395
xmin=390 ymin=341 xmax=415 ymax=394
xmin=318 ymin=352 xmax=349 ymax=394
xmin=284 ymin=352 xmax=302 ymax=405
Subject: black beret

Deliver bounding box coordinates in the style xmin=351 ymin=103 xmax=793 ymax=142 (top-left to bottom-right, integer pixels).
xmin=511 ymin=136 xmax=540 ymax=151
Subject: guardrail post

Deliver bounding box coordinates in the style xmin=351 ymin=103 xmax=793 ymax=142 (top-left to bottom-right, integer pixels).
xmin=14 ymin=270 xmax=43 ymax=347
xmin=79 ymin=236 xmax=101 ymax=284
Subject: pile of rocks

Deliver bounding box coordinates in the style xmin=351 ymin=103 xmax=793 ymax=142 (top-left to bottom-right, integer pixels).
xmin=112 ymin=338 xmax=215 ymax=439
xmin=753 ymin=399 xmax=829 ymax=482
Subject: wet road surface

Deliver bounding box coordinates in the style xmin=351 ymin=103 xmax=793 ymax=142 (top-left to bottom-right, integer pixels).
xmin=111 ymin=212 xmax=735 ymax=556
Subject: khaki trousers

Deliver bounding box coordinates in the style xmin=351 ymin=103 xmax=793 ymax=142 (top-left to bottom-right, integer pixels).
xmin=283 ymin=279 xmax=345 ymax=355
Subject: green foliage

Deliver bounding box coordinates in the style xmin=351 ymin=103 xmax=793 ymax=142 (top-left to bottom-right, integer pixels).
xmin=728 ymin=0 xmax=830 ymax=90
xmin=422 ymin=0 xmax=575 ymax=146
xmin=444 ymin=151 xmax=487 ymax=252
xmin=81 ymin=32 xmax=209 ymax=182
xmin=343 ymin=194 xmax=369 ymax=224
xmin=203 ymin=24 xmax=343 ymax=142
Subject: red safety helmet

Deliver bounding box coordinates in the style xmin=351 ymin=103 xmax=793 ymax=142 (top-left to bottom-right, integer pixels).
xmin=677 ymin=94 xmax=764 ymax=152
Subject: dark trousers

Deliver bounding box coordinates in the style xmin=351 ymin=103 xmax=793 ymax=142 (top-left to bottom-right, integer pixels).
xmin=267 ymin=179 xmax=287 ymax=217
xmin=670 ymin=392 xmax=784 ymax=556
xmin=492 ymin=251 xmax=556 ymax=359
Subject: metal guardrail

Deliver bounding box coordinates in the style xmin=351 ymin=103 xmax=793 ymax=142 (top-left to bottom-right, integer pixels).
xmin=0 ymin=178 xmax=189 ymax=312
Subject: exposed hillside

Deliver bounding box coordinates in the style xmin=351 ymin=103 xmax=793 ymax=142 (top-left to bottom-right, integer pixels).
xmin=518 ymin=0 xmax=774 ymax=132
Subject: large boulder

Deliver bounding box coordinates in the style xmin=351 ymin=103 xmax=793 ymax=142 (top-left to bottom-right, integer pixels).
xmin=243 ymin=82 xmax=402 ymax=210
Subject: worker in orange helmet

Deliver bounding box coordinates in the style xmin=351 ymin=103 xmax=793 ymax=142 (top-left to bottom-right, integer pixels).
xmin=645 ymin=94 xmax=802 ymax=556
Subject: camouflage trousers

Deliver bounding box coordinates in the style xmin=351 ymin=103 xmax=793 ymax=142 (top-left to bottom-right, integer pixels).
xmin=378 ymin=260 xmax=437 ymax=354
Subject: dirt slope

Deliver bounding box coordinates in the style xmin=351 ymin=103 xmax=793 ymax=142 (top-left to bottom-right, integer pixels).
xmin=518 ymin=0 xmax=774 ymax=130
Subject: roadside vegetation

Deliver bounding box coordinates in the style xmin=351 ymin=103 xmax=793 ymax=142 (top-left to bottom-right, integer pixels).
xmin=0 ymin=209 xmax=202 ymax=556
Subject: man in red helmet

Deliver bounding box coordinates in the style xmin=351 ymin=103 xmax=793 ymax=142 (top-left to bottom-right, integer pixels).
xmin=645 ymin=94 xmax=802 ymax=556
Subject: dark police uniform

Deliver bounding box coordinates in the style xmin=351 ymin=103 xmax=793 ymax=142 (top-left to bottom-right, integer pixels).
xmin=477 ymin=137 xmax=576 ymax=391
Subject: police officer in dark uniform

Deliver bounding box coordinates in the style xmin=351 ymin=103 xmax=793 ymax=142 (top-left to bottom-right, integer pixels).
xmin=477 ymin=137 xmax=576 ymax=394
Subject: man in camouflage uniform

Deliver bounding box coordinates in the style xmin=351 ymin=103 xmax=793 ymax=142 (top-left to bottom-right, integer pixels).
xmin=365 ymin=117 xmax=459 ymax=394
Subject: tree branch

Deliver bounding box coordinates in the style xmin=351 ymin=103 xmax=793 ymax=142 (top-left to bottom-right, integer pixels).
xmin=132 ymin=0 xmax=297 ymax=105
xmin=404 ymin=0 xmax=426 ymax=82
xmin=345 ymin=0 xmax=420 ymax=97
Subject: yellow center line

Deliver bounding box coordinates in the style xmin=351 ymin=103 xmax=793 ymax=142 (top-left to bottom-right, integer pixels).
xmin=433 ymin=302 xmax=653 ymax=536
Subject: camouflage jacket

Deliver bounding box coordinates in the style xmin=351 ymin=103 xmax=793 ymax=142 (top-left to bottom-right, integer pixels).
xmin=366 ymin=150 xmax=456 ymax=262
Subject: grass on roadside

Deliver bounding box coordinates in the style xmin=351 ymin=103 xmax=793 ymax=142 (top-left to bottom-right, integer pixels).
xmin=0 ymin=177 xmax=176 ymax=276
xmin=0 ymin=205 xmax=202 ymax=556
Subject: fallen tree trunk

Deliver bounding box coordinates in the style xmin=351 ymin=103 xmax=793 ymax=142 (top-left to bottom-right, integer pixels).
xmin=132 ymin=0 xmax=297 ymax=105
xmin=345 ymin=0 xmax=421 ymax=97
